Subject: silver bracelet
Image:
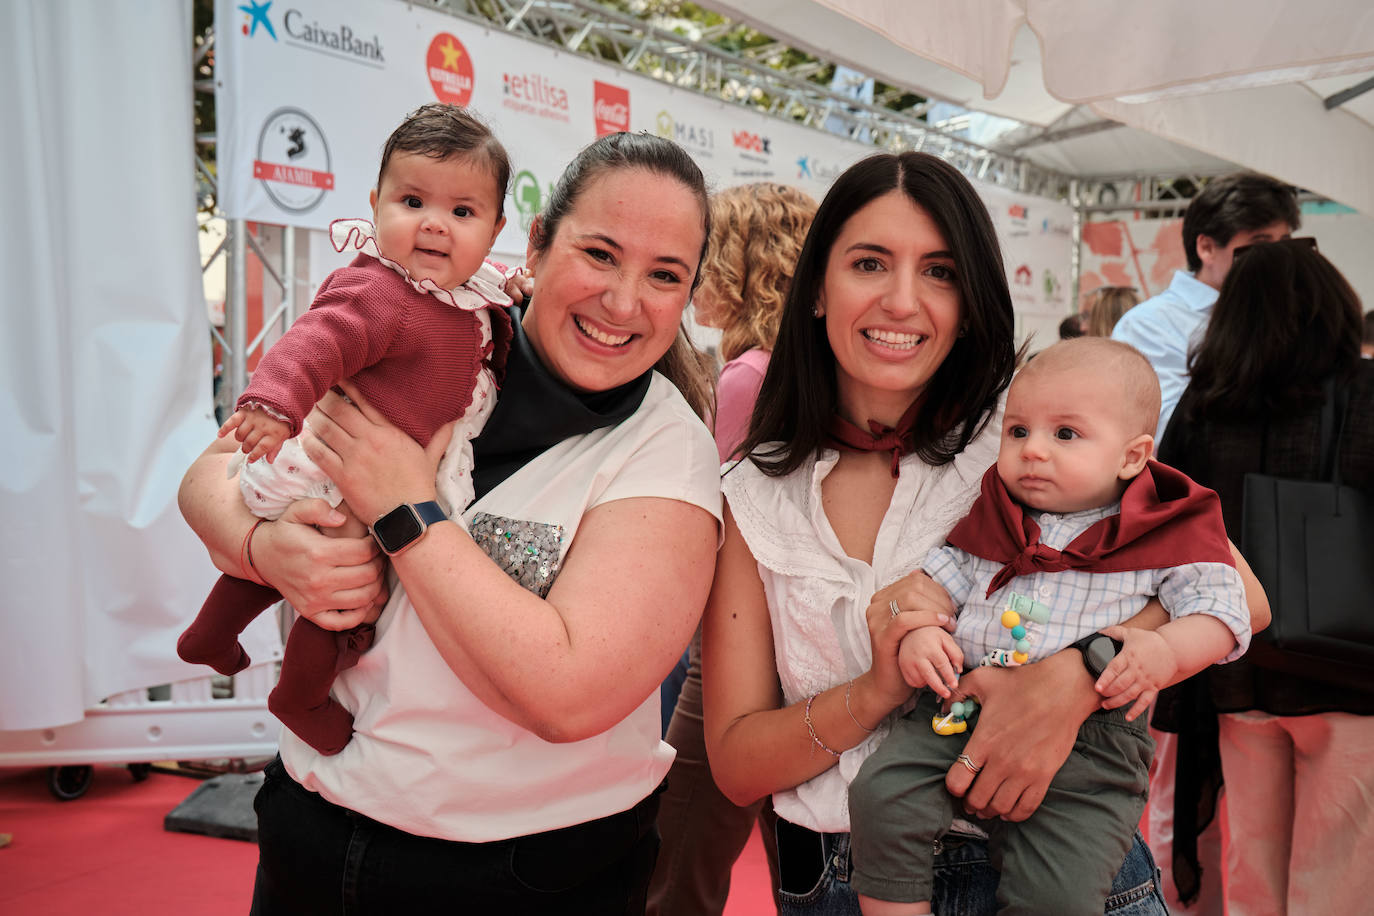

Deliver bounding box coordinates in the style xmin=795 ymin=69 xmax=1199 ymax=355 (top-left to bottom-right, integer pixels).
xmin=804 ymin=693 xmax=842 ymax=757
xmin=844 ymin=680 xmax=877 ymax=732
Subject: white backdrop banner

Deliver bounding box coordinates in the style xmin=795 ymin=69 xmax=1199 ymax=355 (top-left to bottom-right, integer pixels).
xmin=216 ymin=0 xmax=1070 ymax=339
xmin=1 ymin=0 xmax=278 ymax=730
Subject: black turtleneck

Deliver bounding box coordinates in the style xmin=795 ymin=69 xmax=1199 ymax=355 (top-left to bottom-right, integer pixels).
xmin=471 ymin=304 xmax=652 ymax=500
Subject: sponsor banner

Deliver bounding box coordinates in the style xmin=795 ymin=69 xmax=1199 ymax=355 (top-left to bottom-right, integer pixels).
xmin=217 ymin=0 xmax=1070 ymax=342
xmin=594 ymin=81 xmax=630 ymax=136
xmin=981 ymin=183 xmax=1077 ymax=347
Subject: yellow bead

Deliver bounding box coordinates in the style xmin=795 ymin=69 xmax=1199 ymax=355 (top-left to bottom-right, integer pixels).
xmin=1001 ymin=610 xmax=1021 ymax=629
xmin=1013 ymin=651 xmax=1030 ymax=664
xmin=931 ymin=715 xmax=968 ymax=735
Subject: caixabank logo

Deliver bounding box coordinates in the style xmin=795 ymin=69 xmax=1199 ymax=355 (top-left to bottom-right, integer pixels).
xmin=502 ymin=71 xmax=570 ymax=122
xmin=253 ymin=107 xmax=334 ymax=214
xmin=427 ymin=32 xmax=474 ymax=106
xmin=654 ymin=111 xmax=714 ymax=157
xmin=238 ymin=1 xmax=384 ymax=68
xmin=795 ymin=154 xmax=842 ymax=183
xmin=594 ymin=82 xmax=630 ymax=136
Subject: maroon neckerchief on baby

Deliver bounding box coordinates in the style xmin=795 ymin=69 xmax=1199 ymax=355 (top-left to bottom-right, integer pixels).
xmin=946 ymin=459 xmax=1235 ymax=598
xmin=826 ymin=399 xmax=922 ymax=478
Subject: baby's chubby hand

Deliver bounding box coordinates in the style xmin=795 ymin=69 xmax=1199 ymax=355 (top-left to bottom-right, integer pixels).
xmin=898 ymin=626 xmax=965 ymax=697
xmin=1093 ymin=625 xmax=1177 ymax=722
xmin=218 ymin=406 xmax=292 ymax=464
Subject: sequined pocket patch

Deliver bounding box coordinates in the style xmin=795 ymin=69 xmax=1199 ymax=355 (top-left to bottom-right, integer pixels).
xmin=470 ymin=513 xmax=566 ymax=598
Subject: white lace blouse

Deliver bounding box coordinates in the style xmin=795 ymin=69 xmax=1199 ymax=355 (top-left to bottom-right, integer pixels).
xmin=721 ymin=400 xmax=1003 ymax=833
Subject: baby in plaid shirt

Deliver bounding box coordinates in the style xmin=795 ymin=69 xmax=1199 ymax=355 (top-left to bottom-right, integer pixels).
xmin=849 ymin=337 xmax=1250 ymax=916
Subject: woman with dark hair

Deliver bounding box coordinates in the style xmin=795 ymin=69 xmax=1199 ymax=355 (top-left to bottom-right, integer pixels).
xmin=650 ymin=181 xmax=816 ymax=916
xmin=701 ymin=151 xmax=1195 ymax=915
xmin=1156 ymin=239 xmax=1374 ymax=916
xmin=179 ymin=131 xmax=722 ymax=914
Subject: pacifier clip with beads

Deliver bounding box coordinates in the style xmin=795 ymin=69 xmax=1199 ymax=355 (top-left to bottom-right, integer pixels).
xmin=931 ymin=590 xmax=1052 ymax=735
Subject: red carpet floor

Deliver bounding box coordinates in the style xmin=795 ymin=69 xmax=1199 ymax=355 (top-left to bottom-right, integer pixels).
xmin=0 ymin=764 xmax=775 ymax=915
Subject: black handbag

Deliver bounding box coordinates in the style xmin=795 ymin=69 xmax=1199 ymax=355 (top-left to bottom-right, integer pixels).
xmin=1240 ymin=381 xmax=1374 ymax=689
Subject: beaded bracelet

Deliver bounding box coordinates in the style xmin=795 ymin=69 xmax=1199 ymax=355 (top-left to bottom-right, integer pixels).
xmin=804 ymin=693 xmax=842 ymax=757
xmin=844 ymin=680 xmax=877 ymax=732
xmin=240 ymin=518 xmax=268 ymax=585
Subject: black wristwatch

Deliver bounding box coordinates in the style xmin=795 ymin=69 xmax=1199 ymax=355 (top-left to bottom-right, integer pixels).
xmin=1068 ymin=632 xmax=1124 ymax=680
xmin=369 ymin=501 xmax=448 ymax=556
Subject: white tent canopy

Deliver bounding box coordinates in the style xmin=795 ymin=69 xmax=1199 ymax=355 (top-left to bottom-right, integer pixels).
xmin=705 ymin=0 xmax=1374 ymax=212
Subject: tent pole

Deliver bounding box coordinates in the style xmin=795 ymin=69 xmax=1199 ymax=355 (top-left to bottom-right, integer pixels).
xmin=1070 ymin=179 xmax=1083 ymax=316
xmin=283 ymin=226 xmax=298 ymax=324
xmin=228 ymin=218 xmax=248 ymax=401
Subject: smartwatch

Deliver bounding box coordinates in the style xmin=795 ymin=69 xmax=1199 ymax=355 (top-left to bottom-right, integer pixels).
xmin=369 ymin=501 xmax=448 ymax=556
xmin=1068 ymin=632 xmax=1124 ymax=680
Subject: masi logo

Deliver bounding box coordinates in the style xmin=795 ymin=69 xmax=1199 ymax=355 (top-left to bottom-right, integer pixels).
xmin=594 ymin=81 xmax=630 ymax=136
xmin=655 ymin=111 xmax=714 ymax=152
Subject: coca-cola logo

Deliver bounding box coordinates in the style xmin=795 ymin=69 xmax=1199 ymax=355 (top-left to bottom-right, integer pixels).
xmin=596 ymin=99 xmax=628 ymax=124
xmin=594 ymin=81 xmax=630 ymax=136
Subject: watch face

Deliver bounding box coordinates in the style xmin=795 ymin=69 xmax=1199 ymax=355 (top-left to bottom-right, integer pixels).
xmin=372 ymin=505 xmax=423 ymax=554
xmin=1083 ymin=635 xmax=1117 ymax=678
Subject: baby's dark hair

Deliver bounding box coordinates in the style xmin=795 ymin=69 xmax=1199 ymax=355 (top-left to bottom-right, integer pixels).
xmin=377 ymin=104 xmax=511 ymax=217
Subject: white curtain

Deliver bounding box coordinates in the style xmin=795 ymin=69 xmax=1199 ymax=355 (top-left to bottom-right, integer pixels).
xmin=0 ymin=0 xmax=229 ymax=728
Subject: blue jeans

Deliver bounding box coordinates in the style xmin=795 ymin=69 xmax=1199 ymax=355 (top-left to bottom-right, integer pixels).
xmin=249 ymin=757 xmax=662 ymax=915
xmin=776 ymin=824 xmax=1167 ymax=916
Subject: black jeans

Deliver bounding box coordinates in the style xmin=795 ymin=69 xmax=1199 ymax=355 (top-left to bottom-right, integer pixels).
xmin=250 ymin=757 xmax=662 ymax=915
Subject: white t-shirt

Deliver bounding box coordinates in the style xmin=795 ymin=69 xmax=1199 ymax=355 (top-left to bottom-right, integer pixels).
xmin=280 ymin=373 xmax=722 ymax=842
xmin=721 ymin=402 xmax=1003 ymax=834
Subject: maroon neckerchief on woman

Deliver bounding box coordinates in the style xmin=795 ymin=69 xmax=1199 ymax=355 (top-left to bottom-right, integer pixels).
xmin=827 ymin=399 xmax=923 ymax=477
xmin=947 ymin=459 xmax=1235 ymax=598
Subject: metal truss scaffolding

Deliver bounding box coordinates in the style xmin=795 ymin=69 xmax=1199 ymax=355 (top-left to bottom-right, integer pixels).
xmin=414 ymin=0 xmax=1075 ymax=199
xmin=205 ymin=0 xmax=1269 ymax=406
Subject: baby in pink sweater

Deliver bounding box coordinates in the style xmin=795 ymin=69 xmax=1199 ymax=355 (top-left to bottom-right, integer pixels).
xmin=178 ymin=104 xmax=512 ymax=755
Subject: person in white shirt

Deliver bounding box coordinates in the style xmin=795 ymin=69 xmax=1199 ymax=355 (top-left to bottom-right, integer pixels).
xmin=700 ymin=151 xmax=1269 ymax=916
xmin=179 ymin=132 xmax=723 ymax=915
xmin=1110 ymin=171 xmax=1298 ymax=915
xmin=1112 ymin=172 xmax=1299 ymax=442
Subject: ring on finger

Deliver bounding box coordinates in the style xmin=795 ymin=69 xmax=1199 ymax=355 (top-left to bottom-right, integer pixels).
xmin=957 ymin=753 xmax=983 ymax=774
xmin=889 ymin=599 xmax=901 ymax=619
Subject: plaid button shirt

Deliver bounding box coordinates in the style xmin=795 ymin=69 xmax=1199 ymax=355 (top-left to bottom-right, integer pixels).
xmin=922 ymin=502 xmax=1250 ymax=668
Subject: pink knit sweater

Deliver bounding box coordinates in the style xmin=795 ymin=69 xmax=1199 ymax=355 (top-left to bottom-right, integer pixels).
xmin=237 ymin=255 xmax=511 ymax=446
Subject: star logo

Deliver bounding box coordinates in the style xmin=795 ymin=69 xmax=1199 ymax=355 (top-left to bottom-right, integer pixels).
xmin=238 ymin=0 xmax=276 ymax=40
xmin=426 ymin=32 xmax=474 ymax=106
xmin=439 ymin=38 xmax=463 ymax=71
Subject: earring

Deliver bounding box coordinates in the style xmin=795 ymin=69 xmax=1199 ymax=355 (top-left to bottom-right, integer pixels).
xmin=813 ymin=305 xmax=824 ymax=318
xmin=958 ymin=324 xmax=968 ymax=337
